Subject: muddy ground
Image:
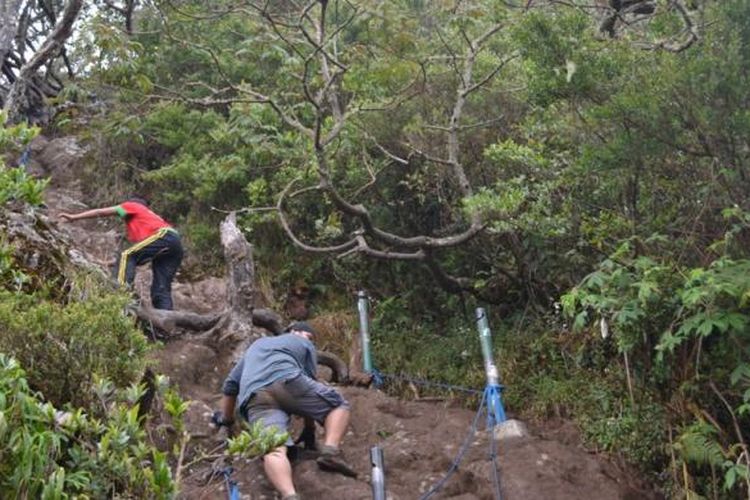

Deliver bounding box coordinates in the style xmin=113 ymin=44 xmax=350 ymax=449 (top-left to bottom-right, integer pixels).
xmin=37 ymin=137 xmax=660 ymax=500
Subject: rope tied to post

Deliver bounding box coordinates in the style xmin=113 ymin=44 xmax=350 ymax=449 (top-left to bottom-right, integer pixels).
xmin=357 ymin=294 xmax=506 ymax=499
xmin=222 ymin=466 xmax=240 ymax=500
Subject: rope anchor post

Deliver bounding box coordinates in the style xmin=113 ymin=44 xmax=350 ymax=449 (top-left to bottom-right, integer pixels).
xmin=358 ymin=290 xmax=373 ymax=373
xmin=476 ymin=307 xmax=506 ymax=427
xmin=370 ymin=446 xmax=386 ymax=500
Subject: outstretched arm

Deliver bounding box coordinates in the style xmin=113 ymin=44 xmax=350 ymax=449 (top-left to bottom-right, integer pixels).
xmin=216 ymin=358 xmax=244 ymax=424
xmin=220 ymin=394 xmax=237 ymax=422
xmin=59 ymin=206 xmax=118 ymax=221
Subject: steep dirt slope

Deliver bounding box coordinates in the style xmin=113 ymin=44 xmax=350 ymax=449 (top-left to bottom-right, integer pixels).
xmin=173 ymin=383 xmax=656 ymax=500
xmin=37 ymin=137 xmax=659 ymax=500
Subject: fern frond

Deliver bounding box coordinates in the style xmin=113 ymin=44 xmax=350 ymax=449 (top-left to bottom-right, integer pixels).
xmin=675 ymin=422 xmax=726 ymax=467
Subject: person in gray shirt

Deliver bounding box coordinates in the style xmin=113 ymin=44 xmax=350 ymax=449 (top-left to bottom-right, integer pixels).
xmin=213 ymin=322 xmax=356 ymax=500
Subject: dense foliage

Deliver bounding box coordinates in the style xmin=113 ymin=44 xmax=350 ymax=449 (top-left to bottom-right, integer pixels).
xmin=0 ymin=111 xmax=182 ymax=498
xmin=0 ymin=118 xmax=290 ymax=497
xmin=0 ymin=288 xmax=150 ymax=408
xmin=0 ymin=354 xmax=177 ymax=498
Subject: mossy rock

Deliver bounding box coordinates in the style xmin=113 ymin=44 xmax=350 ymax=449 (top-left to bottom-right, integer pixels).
xmin=0 ymin=205 xmax=97 ymax=300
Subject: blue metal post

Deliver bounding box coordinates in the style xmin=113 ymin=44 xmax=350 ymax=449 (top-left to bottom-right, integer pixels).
xmin=476 ymin=308 xmax=506 ymax=426
xmin=358 ymin=291 xmax=373 ymax=372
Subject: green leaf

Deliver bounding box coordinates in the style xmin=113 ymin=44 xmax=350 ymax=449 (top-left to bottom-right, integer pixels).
xmin=573 ymin=311 xmax=588 ymax=330
xmin=696 ymin=316 xmax=715 ymax=337
xmin=724 ymin=464 xmax=737 ymax=490
xmin=582 ymin=271 xmax=607 ymax=290
xmin=636 ymin=281 xmax=658 ymax=303
xmin=730 ymin=364 xmax=750 ymax=386
xmin=656 ymin=330 xmax=683 ymax=355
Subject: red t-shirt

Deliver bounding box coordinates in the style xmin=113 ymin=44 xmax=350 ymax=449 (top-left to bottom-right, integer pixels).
xmin=115 ymin=201 xmax=172 ymax=243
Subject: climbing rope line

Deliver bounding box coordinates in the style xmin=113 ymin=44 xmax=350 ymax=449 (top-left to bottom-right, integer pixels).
xmin=369 ymin=366 xmax=504 ymax=498
xmin=488 ymin=410 xmax=504 ymax=500
xmin=357 ymin=297 xmax=506 ymax=499
xmin=372 ymin=369 xmax=483 ymax=395
xmin=17 ymin=146 xmax=31 ymax=168
xmin=222 ymin=466 xmax=240 ymax=500
xmin=418 ymin=389 xmax=487 ymax=500
xmin=368 ymin=358 xmax=506 ymax=498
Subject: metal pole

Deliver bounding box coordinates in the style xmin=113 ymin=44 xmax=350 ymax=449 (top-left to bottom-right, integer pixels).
xmin=476 ymin=308 xmax=498 ymax=385
xmin=370 ymin=446 xmax=386 ymax=500
xmin=358 ymin=290 xmax=373 ymax=372
xmin=476 ymin=307 xmax=506 ymax=425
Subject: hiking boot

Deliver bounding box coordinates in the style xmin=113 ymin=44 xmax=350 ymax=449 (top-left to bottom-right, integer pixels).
xmin=316 ymin=446 xmax=358 ymax=478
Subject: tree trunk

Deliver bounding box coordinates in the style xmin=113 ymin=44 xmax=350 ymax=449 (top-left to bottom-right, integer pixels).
xmin=0 ymin=0 xmax=24 ymax=68
xmin=218 ymin=211 xmax=256 ymax=342
xmin=134 ymin=306 xmax=283 ymax=336
xmin=3 ymin=0 xmax=82 ymax=123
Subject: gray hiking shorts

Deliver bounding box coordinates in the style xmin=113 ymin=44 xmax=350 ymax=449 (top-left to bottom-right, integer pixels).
xmin=243 ymin=374 xmax=350 ymax=442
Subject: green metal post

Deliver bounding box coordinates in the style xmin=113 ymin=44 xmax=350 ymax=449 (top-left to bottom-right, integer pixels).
xmin=476 ymin=307 xmax=506 ymax=424
xmin=358 ymin=291 xmax=372 ymax=372
xmin=476 ymin=307 xmax=498 ymax=385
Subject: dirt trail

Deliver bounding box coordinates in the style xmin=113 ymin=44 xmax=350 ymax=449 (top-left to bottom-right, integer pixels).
xmin=37 ymin=137 xmax=659 ymax=500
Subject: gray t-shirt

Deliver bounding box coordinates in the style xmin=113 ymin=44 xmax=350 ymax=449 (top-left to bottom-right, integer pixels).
xmin=222 ymin=333 xmax=318 ymax=411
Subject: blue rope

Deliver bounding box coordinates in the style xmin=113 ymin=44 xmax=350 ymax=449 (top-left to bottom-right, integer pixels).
xmin=485 ymin=384 xmax=506 ymax=500
xmin=419 ymin=389 xmax=487 ymax=500
xmin=488 ymin=410 xmax=504 ymax=500
xmin=222 ymin=467 xmax=240 ymax=500
xmin=17 ymin=146 xmax=31 ymax=168
xmin=370 ymin=367 xmax=504 ymax=498
xmin=375 ymin=370 xmax=483 ymax=395
xmin=371 ymin=367 xmax=385 ymax=388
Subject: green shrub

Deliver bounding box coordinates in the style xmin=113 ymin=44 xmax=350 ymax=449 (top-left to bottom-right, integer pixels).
xmin=0 ymin=354 xmax=176 ymax=499
xmin=0 ymin=119 xmax=46 ymax=207
xmin=0 ymin=288 xmax=149 ymax=409
xmin=0 ymin=167 xmax=49 ymax=207
xmin=0 ymin=239 xmax=30 ymax=291
xmin=580 ymin=401 xmax=666 ymax=471
xmin=369 ymin=294 xmax=487 ymax=401
xmin=227 ymin=420 xmax=290 ymax=458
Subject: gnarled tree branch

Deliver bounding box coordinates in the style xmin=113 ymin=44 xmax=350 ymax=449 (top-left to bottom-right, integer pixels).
xmin=3 ymin=0 xmax=82 ymax=123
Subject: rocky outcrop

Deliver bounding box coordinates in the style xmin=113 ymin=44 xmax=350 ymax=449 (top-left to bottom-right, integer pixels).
xmin=27 ymin=135 xmax=87 ymax=187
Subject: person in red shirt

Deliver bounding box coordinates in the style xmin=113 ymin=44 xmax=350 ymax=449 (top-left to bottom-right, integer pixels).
xmin=59 ymin=196 xmax=183 ymax=310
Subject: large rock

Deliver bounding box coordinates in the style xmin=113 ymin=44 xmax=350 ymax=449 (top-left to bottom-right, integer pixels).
xmin=29 ymin=135 xmax=87 ymax=187
xmin=0 ymin=207 xmax=73 ymax=295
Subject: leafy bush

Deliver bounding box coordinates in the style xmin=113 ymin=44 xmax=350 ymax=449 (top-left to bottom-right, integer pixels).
xmin=370 ymin=294 xmax=487 ymax=399
xmin=0 ymin=354 xmax=176 ymax=499
xmin=580 ymin=401 xmax=666 ymax=471
xmin=0 ymin=239 xmax=30 ymax=292
xmin=0 ymin=287 xmax=149 ymax=409
xmin=227 ymin=421 xmax=289 ymax=458
xmin=0 ymin=167 xmax=48 ymax=207
xmin=1 ymin=118 xmax=47 ymax=207
xmin=561 ymin=238 xmax=750 ymax=494
xmin=673 ymin=419 xmax=750 ymax=497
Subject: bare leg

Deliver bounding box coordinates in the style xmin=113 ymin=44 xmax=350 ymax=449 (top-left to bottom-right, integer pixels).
xmin=323 ymin=407 xmax=350 ymax=447
xmin=263 ymin=446 xmax=296 ymax=497
xmin=317 ymin=407 xmax=357 ymax=478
